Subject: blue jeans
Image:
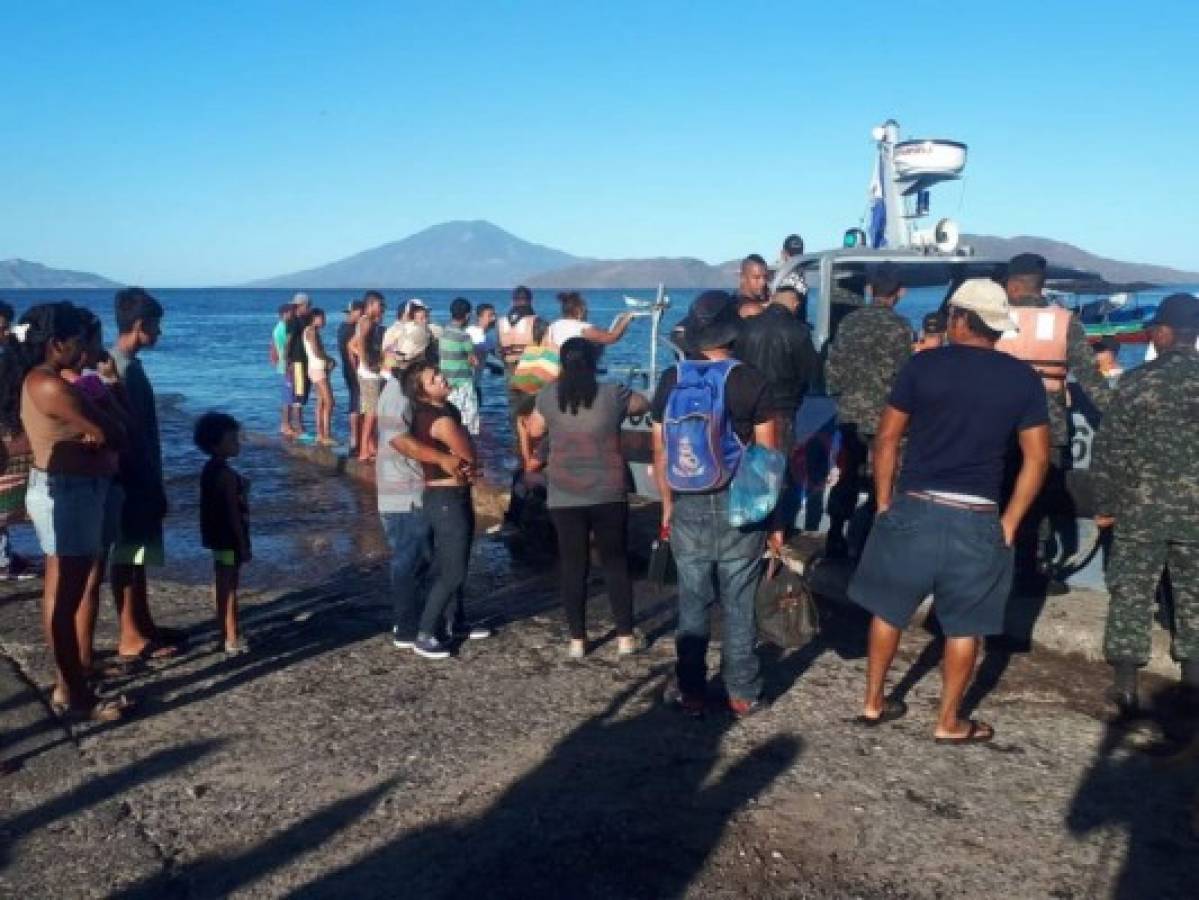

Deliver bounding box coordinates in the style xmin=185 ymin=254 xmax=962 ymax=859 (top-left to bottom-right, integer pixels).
xmin=672 ymin=489 xmax=766 ymax=703
xmin=419 ymin=487 xmax=475 ymax=638
xmin=380 ymin=508 xmax=431 ymax=639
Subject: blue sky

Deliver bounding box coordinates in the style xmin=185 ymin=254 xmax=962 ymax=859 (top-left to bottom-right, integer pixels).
xmin=2 ymin=1 xmax=1197 ymax=286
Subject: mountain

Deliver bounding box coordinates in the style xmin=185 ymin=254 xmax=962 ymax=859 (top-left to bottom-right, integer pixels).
xmin=0 ymin=258 xmax=121 ymax=289
xmin=248 ymin=220 xmax=584 ymax=289
xmin=962 ymin=235 xmax=1199 ymax=285
xmin=526 ymin=257 xmax=730 ymax=290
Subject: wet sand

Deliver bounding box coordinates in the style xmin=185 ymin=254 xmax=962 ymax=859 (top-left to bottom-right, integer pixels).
xmin=2 ymin=436 xmax=1197 ymax=898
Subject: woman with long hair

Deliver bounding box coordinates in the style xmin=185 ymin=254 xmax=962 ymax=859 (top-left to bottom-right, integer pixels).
xmin=19 ymin=302 xmax=128 ymax=721
xmin=525 ymin=337 xmax=649 ymax=657
xmin=546 ymin=291 xmax=633 ymax=348
xmin=304 ymin=308 xmax=337 ymax=446
xmin=60 ymin=309 xmax=130 ymax=678
xmin=401 ymin=360 xmax=489 ymax=659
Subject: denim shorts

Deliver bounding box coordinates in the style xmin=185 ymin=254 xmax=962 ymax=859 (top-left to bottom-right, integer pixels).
xmin=25 ymin=469 xmax=108 ymax=557
xmin=848 ymin=493 xmax=1014 ymax=637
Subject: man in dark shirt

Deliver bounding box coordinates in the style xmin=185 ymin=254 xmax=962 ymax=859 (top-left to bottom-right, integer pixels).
xmin=735 ymin=254 xmax=768 ymax=318
xmin=736 ymin=284 xmax=821 ymax=530
xmin=651 ymin=290 xmax=778 ymax=718
xmin=337 ymin=299 xmax=364 ymax=454
xmin=848 ymin=279 xmax=1050 ymax=744
xmin=286 ymin=292 xmax=313 ymax=436
xmin=110 ymin=288 xmax=182 ymax=661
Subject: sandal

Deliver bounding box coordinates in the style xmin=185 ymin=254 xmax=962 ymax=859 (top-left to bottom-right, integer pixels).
xmin=52 ymin=695 xmax=133 ymax=723
xmin=117 ymin=638 xmax=179 ymax=667
xmin=856 ymin=698 xmax=908 ymax=727
xmin=935 ymin=720 xmax=995 ymax=745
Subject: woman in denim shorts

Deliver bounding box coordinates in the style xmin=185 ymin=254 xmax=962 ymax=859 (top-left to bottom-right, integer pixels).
xmin=18 ymin=303 xmax=129 ymax=722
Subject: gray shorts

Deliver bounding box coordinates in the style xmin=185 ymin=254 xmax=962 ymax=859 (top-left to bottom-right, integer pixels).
xmin=848 ymin=493 xmax=1014 ymax=637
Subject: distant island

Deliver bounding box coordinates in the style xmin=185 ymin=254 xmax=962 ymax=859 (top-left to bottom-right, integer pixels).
xmin=7 ymin=222 xmax=1198 ymax=291
xmin=0 ymin=258 xmax=121 ymax=290
xmin=243 ymin=220 xmax=1199 ymax=290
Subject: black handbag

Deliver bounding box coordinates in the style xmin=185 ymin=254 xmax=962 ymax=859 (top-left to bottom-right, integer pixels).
xmin=648 ymin=526 xmax=676 ymax=588
xmin=755 ymin=551 xmax=820 ymax=649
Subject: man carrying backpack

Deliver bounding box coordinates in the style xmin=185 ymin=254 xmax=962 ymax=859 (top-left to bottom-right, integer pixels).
xmin=650 ymin=291 xmax=779 ymax=718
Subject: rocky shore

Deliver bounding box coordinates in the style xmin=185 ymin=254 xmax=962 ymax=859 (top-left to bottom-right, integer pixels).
xmin=1 ymin=442 xmax=1196 ymax=898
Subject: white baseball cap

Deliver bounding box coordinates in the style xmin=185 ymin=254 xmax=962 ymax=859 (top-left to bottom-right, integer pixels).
xmin=949 ymin=279 xmax=1019 ymax=333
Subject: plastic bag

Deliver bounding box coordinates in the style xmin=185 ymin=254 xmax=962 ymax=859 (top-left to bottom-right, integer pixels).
xmin=727 ymin=444 xmax=786 ymax=527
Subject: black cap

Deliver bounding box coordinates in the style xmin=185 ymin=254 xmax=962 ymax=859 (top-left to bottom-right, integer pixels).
xmin=868 ymin=262 xmax=903 ymax=298
xmin=1007 ymin=253 xmax=1047 ymax=278
xmin=783 ymin=234 xmax=804 ymax=256
xmin=1149 ymin=292 xmax=1199 ymax=329
xmin=680 ymin=290 xmax=741 ymax=352
xmin=921 ymin=310 xmax=947 ymax=334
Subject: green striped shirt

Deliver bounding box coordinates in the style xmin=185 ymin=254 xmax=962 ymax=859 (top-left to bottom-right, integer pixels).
xmin=439 ymin=324 xmax=474 ymax=388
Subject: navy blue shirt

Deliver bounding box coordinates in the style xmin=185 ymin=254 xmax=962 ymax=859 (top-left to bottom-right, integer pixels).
xmin=888 ymin=344 xmax=1048 ymax=502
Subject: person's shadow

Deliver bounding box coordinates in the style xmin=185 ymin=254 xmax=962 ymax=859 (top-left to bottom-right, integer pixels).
xmin=290 ymin=668 xmax=803 ymax=899
xmin=1066 ymin=705 xmax=1199 ymax=899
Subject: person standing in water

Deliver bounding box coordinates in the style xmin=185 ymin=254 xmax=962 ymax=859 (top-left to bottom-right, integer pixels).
xmin=271 ymin=303 xmax=295 ymax=437
xmin=338 ymin=299 xmax=364 ymax=455
xmin=351 ymin=291 xmax=387 ymax=462
xmin=304 ymin=308 xmax=337 ymax=446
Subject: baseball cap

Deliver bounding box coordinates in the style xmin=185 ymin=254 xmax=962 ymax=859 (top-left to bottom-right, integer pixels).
xmin=1148 ymin=292 xmax=1199 ymax=329
xmin=393 ymin=322 xmax=431 ymax=363
xmin=783 ymin=234 xmax=804 ymax=256
xmin=949 ymin=278 xmax=1019 ymax=333
xmin=921 ymin=310 xmax=947 ymax=334
xmin=291 ymin=292 xmax=311 ymax=307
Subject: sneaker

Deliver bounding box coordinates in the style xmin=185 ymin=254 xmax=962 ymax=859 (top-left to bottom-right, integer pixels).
xmin=413 ymin=636 xmax=451 ymax=660
xmin=452 ymin=623 xmax=493 ymax=641
xmin=392 ymin=631 xmax=416 ymax=650
xmin=728 ymin=697 xmax=764 ymax=719
xmin=224 ymin=638 xmax=251 ymax=655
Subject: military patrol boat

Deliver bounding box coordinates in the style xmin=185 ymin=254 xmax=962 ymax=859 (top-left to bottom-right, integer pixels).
xmin=620 ymin=119 xmax=1106 ymax=585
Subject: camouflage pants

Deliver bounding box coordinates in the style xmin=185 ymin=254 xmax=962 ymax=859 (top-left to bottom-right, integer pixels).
xmin=1104 ymin=538 xmax=1199 ymax=666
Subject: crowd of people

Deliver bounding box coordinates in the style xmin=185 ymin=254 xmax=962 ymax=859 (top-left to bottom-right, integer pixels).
xmin=1 ymin=237 xmax=1196 ymax=776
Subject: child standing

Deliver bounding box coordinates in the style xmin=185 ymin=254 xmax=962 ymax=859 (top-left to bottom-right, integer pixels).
xmin=194 ymin=412 xmax=251 ymax=654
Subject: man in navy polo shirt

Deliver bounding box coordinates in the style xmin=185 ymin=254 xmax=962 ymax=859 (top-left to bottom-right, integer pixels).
xmin=848 ymin=279 xmax=1050 ymax=744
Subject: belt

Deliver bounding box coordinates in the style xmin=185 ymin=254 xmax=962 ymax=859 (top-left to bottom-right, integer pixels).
xmin=905 ymin=491 xmax=997 ymax=513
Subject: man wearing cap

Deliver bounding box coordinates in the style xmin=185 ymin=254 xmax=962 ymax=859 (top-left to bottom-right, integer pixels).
xmin=650 ymin=291 xmax=779 ymax=718
xmin=849 ymin=279 xmax=1049 ymax=743
xmin=914 ymin=310 xmax=947 ymax=353
xmin=285 ymin=292 xmax=313 ymax=436
xmin=736 ymin=282 xmax=820 ymax=530
xmin=825 ymin=262 xmax=912 ymax=558
xmin=998 ymin=252 xmax=1111 ymax=595
xmin=1091 ymin=293 xmax=1199 ymax=711
xmin=735 ymin=255 xmax=769 ymax=318
xmin=338 ymin=299 xmax=365 ymax=454
xmin=775 ymin=234 xmax=809 ymax=301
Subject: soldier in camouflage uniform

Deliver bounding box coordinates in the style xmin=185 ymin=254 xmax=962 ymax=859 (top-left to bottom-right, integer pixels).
xmin=824 ymin=262 xmax=912 ymax=557
xmin=1091 ymin=293 xmax=1199 ymax=711
xmin=1000 ymin=253 xmax=1112 ymax=594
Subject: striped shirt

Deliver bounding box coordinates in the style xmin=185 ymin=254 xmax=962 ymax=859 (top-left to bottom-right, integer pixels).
xmin=439 ymin=323 xmax=474 ymax=389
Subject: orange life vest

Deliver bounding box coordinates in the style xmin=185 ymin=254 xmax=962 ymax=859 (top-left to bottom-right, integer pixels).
xmin=995 ymin=305 xmax=1071 ymax=393
xmin=498 ymin=312 xmax=536 ymax=364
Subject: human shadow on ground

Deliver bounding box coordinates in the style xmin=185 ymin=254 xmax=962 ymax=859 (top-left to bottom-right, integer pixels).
xmin=1066 ymin=693 xmax=1199 ymax=899
xmin=0 ymin=739 xmax=222 ymax=870
xmin=111 ymin=777 xmax=398 ymax=899
xmin=289 ymin=670 xmax=803 ymax=899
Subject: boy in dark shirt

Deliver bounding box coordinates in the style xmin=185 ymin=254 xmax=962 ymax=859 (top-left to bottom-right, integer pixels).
xmin=195 ymin=412 xmax=251 ymax=655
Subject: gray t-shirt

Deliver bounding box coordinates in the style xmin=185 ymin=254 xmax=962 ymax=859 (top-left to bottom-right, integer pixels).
xmin=376 ymin=378 xmax=424 ymax=513
xmin=535 ymin=382 xmax=630 ymax=509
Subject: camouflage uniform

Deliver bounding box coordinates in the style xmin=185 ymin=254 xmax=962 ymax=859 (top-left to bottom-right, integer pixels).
xmin=826 ymin=304 xmax=912 ymax=432
xmin=1092 ymin=348 xmax=1199 ymax=665
xmin=825 ymin=305 xmax=912 ymax=530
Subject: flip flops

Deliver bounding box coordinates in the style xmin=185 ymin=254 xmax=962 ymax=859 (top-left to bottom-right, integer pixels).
xmin=855 ymin=699 xmax=908 ymax=727
xmin=115 ymin=638 xmax=179 ymax=671
xmin=934 ymin=720 xmax=995 ymax=746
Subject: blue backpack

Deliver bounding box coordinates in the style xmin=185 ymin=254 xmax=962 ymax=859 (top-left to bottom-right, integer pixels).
xmin=663 ymin=359 xmax=745 ymax=493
